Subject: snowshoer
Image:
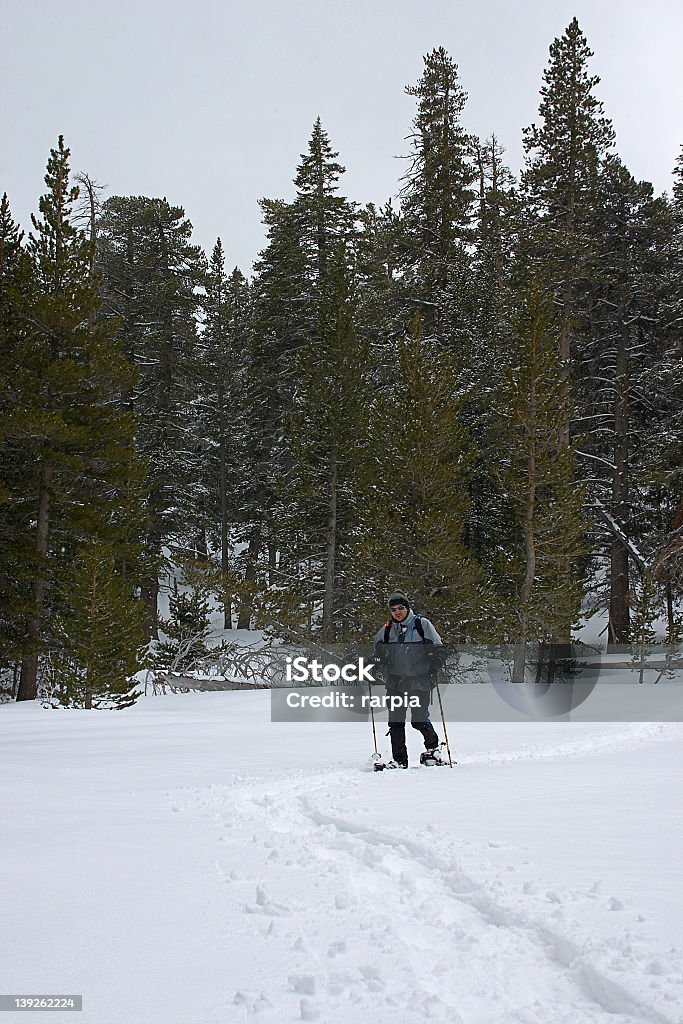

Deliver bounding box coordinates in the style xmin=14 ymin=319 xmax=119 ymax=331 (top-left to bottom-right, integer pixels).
xmin=373 ymin=591 xmax=447 ymax=768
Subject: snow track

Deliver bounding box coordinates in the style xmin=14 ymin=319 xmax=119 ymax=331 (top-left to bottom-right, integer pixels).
xmin=3 ymin=696 xmax=682 ymax=1024
xmin=461 ymin=721 xmax=677 ymax=767
xmin=185 ymin=753 xmax=683 ymax=1024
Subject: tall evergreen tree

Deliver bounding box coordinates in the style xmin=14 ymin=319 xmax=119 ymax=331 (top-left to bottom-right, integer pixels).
xmin=199 ymin=239 xmax=251 ymax=627
xmin=0 ymin=193 xmax=33 ymax=674
xmin=276 ymin=250 xmax=374 ymax=640
xmin=657 ymin=150 xmax=683 ymax=519
xmin=350 ymin=325 xmax=488 ymax=640
xmin=466 ymin=137 xmax=519 ymax=564
xmin=522 ymin=17 xmax=615 ymax=448
xmin=399 ymin=47 xmax=477 ymax=351
xmin=292 ymin=118 xmax=355 ymax=300
xmin=472 ymin=135 xmax=517 ymax=340
xmin=240 ymin=204 xmax=303 ymax=628
xmin=97 ymin=195 xmax=207 ymax=633
xmin=245 ymin=121 xmax=358 ymax=632
xmin=581 ymin=157 xmax=672 ymax=643
xmin=355 ymin=200 xmax=405 ymax=350
xmin=632 ymin=150 xmax=683 ymax=636
xmin=46 ymin=541 xmax=147 ymax=709
xmin=12 ymin=138 xmax=138 ymax=700
xmin=493 ymin=284 xmax=587 ymax=649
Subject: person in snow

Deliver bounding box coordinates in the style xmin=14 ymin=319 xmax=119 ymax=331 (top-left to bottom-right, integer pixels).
xmin=373 ymin=591 xmax=447 ymax=768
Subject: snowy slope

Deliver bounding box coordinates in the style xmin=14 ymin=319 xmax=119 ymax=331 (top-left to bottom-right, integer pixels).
xmin=1 ymin=692 xmax=682 ymax=1024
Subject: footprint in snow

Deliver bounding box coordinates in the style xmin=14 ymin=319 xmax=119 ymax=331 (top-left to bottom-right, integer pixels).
xmin=545 ymin=890 xmax=563 ymax=904
xmin=358 ymin=965 xmax=385 ymax=992
xmin=327 ymin=941 xmax=347 ymax=957
xmin=233 ymin=991 xmax=274 ymax=1014
xmin=288 ymin=974 xmax=316 ymax=995
xmin=244 ymin=882 xmax=292 ymax=917
xmin=299 ymin=997 xmax=320 ymax=1020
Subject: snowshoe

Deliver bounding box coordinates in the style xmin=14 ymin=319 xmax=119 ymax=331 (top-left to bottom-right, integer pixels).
xmin=420 ymin=745 xmax=448 ymax=767
xmin=371 ymin=752 xmax=408 ymax=771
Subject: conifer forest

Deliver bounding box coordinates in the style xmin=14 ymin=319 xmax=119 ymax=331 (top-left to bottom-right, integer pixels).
xmin=1 ymin=19 xmax=682 ymax=707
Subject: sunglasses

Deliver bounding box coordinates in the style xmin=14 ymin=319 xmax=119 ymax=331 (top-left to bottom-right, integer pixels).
xmin=389 ymin=603 xmax=408 ymax=611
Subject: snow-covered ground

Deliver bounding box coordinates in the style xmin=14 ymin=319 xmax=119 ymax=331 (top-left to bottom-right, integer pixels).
xmin=1 ymin=691 xmax=682 ymax=1024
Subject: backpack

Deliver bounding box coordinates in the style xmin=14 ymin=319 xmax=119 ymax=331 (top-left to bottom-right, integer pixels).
xmin=383 ymin=613 xmax=426 ymax=644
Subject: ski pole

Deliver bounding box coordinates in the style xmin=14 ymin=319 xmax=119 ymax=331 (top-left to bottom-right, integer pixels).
xmin=368 ymin=676 xmax=380 ymax=760
xmin=435 ymin=679 xmax=454 ymax=767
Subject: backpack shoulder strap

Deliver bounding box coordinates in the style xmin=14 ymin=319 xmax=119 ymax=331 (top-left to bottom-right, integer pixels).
xmin=383 ymin=620 xmax=392 ymax=643
xmin=413 ymin=614 xmax=426 ymax=642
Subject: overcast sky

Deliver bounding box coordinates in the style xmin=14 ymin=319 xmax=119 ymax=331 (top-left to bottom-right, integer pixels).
xmin=2 ymin=0 xmax=681 ymax=274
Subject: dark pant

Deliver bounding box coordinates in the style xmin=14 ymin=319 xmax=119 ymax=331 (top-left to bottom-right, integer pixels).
xmin=386 ymin=680 xmax=439 ymax=765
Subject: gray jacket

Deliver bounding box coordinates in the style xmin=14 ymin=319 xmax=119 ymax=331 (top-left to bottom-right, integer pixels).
xmin=373 ymin=610 xmax=444 ymax=687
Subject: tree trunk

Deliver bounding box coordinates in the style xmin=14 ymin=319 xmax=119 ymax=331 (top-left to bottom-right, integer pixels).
xmin=490 ymin=135 xmax=503 ymax=288
xmin=237 ymin=525 xmax=261 ymax=629
xmin=85 ymin=554 xmax=97 ymax=710
xmin=514 ymin=370 xmax=537 ymax=683
xmin=321 ymin=448 xmax=338 ymax=642
xmin=268 ymin=542 xmax=277 ymax=587
xmin=142 ymin=493 xmax=162 ymax=640
xmin=665 ymin=581 xmax=675 ymax=640
xmin=17 ymin=463 xmax=53 ymax=701
xmin=608 ymin=313 xmax=630 ymax=645
xmin=193 ymin=528 xmax=208 ymax=562
xmin=558 ymin=279 xmax=573 ymax=451
xmin=219 ymin=395 xmax=232 ymax=629
xmin=142 ymin=577 xmax=160 ymax=641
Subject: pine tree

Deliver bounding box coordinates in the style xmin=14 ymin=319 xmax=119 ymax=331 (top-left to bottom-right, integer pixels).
xmin=46 ymin=541 xmax=146 ymax=709
xmin=244 ymin=121 xmax=358 ymax=634
xmin=13 ymin=138 xmax=138 ymax=700
xmin=277 ymin=249 xmax=374 ymax=640
xmin=0 ymin=192 xmax=25 ymax=292
xmin=399 ymin=47 xmax=477 ymax=351
xmin=355 ymin=200 xmax=405 ymax=350
xmin=466 ymin=137 xmax=519 ymax=564
xmin=293 ymin=118 xmax=355 ymax=301
xmin=349 ymin=322 xmax=488 ymax=640
xmin=155 ymin=572 xmax=212 ymax=672
xmin=97 ymin=195 xmax=207 ymax=633
xmin=0 ymin=193 xmax=33 ymax=674
xmin=581 ymin=157 xmax=672 ymax=644
xmin=654 ymin=150 xmax=683 ymax=533
xmin=631 ymin=152 xmax=683 ymax=639
xmin=493 ymin=283 xmax=587 ymax=652
xmin=199 ymin=240 xmax=251 ymax=627
xmin=628 ymin=568 xmax=661 ymax=683
xmin=472 ymin=135 xmax=517 ymax=340
xmin=239 ymin=202 xmax=304 ymax=628
xmin=522 ymin=17 xmax=615 ymax=448
xmin=252 ymin=118 xmax=354 ymax=387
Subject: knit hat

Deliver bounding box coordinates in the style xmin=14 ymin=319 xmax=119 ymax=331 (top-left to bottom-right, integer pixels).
xmin=387 ymin=590 xmax=411 ymax=610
